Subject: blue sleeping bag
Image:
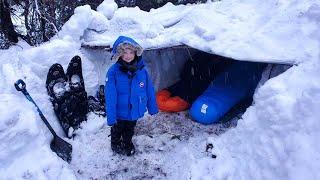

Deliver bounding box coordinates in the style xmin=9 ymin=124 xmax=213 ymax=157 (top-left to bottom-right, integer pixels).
xmin=190 ymin=61 xmax=265 ymax=124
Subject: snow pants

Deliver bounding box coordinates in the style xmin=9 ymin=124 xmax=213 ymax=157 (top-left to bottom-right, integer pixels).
xmin=111 ymin=120 xmax=137 ymax=150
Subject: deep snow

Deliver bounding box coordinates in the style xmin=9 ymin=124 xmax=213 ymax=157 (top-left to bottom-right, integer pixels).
xmin=1 ymin=0 xmax=320 ymax=179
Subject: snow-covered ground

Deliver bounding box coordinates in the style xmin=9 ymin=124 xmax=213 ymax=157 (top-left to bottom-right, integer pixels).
xmin=71 ymin=111 xmax=238 ymax=179
xmin=1 ymin=0 xmax=320 ymax=179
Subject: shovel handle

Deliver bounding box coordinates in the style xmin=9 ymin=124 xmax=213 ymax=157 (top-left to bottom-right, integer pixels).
xmin=14 ymin=79 xmax=57 ymax=137
xmin=14 ymin=79 xmax=72 ymax=163
xmin=15 ymin=79 xmax=26 ymax=92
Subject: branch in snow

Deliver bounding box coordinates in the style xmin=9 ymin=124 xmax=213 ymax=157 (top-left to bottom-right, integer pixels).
xmin=34 ymin=0 xmax=59 ymax=38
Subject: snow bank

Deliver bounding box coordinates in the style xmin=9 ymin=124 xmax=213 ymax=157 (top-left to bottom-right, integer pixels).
xmin=80 ymin=0 xmax=320 ymax=64
xmin=58 ymin=5 xmax=94 ymax=41
xmin=0 ymin=38 xmax=98 ymax=178
xmin=195 ymin=61 xmax=320 ymax=180
xmin=0 ymin=0 xmax=319 ymax=179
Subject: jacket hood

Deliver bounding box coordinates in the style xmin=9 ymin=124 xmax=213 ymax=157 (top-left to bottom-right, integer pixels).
xmin=111 ymin=36 xmax=143 ymax=61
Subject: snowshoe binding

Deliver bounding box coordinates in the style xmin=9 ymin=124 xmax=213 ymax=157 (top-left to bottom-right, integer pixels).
xmin=46 ymin=63 xmax=68 ymax=101
xmin=66 ymin=55 xmax=85 ymax=92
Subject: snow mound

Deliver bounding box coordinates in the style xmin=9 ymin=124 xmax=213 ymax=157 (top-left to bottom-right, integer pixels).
xmin=0 ymin=39 xmax=97 ymax=178
xmin=77 ymin=0 xmax=320 ymax=64
xmin=97 ymin=0 xmax=118 ymax=20
xmin=0 ymin=0 xmax=319 ymax=179
xmin=200 ymin=61 xmax=320 ymax=180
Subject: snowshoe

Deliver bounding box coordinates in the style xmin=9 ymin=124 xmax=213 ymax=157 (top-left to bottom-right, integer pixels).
xmin=46 ymin=58 xmax=88 ymax=138
xmin=66 ymin=55 xmax=85 ymax=92
xmin=46 ymin=63 xmax=71 ymax=136
xmin=46 ymin=63 xmax=68 ymax=100
xmin=54 ymin=92 xmax=87 ymax=138
xmin=66 ymin=55 xmax=88 ymax=119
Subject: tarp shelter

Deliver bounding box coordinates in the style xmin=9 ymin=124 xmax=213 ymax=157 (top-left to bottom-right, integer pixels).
xmin=81 ymin=43 xmax=290 ymax=124
xmin=55 ymin=1 xmax=311 ymax=124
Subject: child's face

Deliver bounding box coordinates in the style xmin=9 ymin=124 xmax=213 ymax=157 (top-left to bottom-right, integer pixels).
xmin=121 ymin=48 xmax=135 ymax=63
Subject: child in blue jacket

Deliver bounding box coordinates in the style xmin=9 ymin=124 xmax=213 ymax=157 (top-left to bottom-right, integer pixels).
xmin=105 ymin=36 xmax=158 ymax=156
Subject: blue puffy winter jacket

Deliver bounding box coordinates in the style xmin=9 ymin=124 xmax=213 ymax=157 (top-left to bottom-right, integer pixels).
xmin=105 ymin=36 xmax=158 ymax=126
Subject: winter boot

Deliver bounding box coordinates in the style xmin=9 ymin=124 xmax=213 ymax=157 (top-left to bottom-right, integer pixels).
xmin=123 ymin=142 xmax=135 ymax=156
xmin=111 ymin=142 xmax=123 ymax=155
xmin=111 ymin=123 xmax=124 ymax=154
xmin=122 ymin=121 xmax=137 ymax=156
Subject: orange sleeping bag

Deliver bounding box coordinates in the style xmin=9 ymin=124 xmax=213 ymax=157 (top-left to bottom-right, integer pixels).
xmin=156 ymin=90 xmax=190 ymax=112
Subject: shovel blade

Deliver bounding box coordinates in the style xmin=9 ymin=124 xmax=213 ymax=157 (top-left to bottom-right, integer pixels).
xmin=50 ymin=135 xmax=72 ymax=163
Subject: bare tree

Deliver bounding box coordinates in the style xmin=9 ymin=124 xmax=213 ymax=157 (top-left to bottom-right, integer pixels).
xmin=1 ymin=0 xmax=208 ymax=49
xmin=118 ymin=0 xmax=207 ymax=11
xmin=0 ymin=0 xmax=18 ymax=44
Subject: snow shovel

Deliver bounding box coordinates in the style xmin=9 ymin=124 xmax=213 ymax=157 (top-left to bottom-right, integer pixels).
xmin=14 ymin=79 xmax=72 ymax=163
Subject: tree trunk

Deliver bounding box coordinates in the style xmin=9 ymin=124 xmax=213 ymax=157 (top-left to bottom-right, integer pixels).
xmin=0 ymin=0 xmax=18 ymax=43
xmin=24 ymin=0 xmax=32 ymax=44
